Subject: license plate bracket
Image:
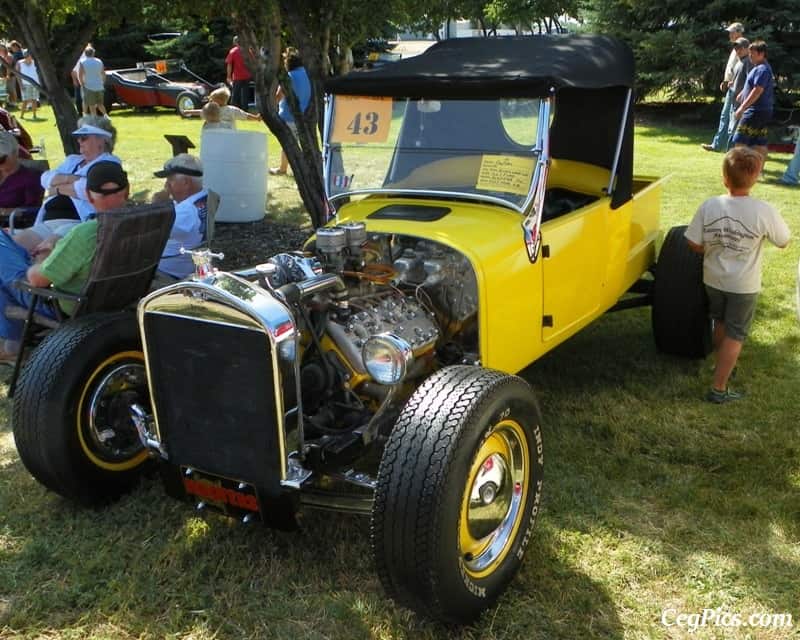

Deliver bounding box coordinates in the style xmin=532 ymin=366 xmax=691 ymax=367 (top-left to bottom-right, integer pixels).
xmin=181 ymin=466 xmax=262 ymax=521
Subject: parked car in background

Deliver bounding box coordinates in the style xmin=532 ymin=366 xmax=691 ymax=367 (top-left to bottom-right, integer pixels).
xmin=352 ymin=38 xmax=398 ymax=68
xmin=104 ymin=59 xmax=216 ymax=116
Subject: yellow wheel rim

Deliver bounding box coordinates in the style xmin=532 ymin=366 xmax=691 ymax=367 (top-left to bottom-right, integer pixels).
xmin=459 ymin=419 xmax=529 ymax=579
xmin=76 ymin=350 xmax=149 ymax=471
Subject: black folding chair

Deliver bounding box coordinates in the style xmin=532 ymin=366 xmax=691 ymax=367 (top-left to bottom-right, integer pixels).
xmin=6 ymin=201 xmax=176 ymax=396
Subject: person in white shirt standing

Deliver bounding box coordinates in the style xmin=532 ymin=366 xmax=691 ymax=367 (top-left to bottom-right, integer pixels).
xmin=70 ymin=43 xmax=91 ymax=114
xmin=702 ymin=22 xmax=744 ymax=152
xmin=79 ymin=47 xmax=107 ymax=117
xmin=685 ymin=147 xmax=790 ymax=403
xmin=15 ymin=49 xmax=40 ymax=120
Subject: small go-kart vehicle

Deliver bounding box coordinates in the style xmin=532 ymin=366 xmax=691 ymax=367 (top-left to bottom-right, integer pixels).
xmin=103 ymin=59 xmax=215 ymax=116
xmin=13 ymin=35 xmax=709 ymax=624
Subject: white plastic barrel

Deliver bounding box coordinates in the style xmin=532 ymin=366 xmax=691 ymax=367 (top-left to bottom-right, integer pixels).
xmin=200 ymin=129 xmax=267 ymax=222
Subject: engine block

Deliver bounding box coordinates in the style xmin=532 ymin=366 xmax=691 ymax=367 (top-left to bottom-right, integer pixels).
xmin=326 ymin=294 xmax=438 ymax=375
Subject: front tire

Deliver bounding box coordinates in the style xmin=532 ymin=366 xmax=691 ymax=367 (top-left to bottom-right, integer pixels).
xmin=652 ymin=225 xmax=712 ymax=358
xmin=175 ymin=91 xmax=200 ymax=117
xmin=12 ymin=313 xmax=151 ymax=505
xmin=371 ymin=366 xmax=544 ymax=624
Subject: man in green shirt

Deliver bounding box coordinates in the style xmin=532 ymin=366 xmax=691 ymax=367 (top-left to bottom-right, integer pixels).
xmin=0 ymin=161 xmax=128 ymax=361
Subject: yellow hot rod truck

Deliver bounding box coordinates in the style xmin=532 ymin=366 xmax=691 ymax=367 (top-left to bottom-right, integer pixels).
xmin=13 ymin=35 xmax=708 ymax=624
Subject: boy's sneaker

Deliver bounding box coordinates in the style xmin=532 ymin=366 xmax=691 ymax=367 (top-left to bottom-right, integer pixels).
xmin=705 ymin=387 xmax=745 ymax=404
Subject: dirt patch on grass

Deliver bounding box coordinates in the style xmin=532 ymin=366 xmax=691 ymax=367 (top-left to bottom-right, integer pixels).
xmin=213 ymin=217 xmax=313 ymax=272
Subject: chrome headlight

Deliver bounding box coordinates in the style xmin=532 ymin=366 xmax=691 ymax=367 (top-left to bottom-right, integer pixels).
xmin=362 ymin=333 xmax=413 ymax=385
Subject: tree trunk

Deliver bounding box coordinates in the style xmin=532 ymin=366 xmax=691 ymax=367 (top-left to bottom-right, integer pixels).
xmin=278 ymin=0 xmax=329 ymax=228
xmin=237 ymin=6 xmax=328 ymax=229
xmin=2 ymin=0 xmax=95 ymax=156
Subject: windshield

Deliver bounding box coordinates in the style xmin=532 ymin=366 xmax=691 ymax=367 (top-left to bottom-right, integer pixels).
xmin=324 ymin=96 xmax=545 ymax=211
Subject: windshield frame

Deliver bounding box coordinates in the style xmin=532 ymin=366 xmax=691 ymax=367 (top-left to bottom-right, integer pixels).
xmin=322 ymin=95 xmax=552 ymax=216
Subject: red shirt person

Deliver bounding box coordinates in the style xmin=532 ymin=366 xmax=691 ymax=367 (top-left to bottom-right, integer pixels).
xmin=225 ymin=36 xmax=253 ymax=111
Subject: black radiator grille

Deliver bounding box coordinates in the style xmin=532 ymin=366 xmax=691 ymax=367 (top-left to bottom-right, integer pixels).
xmin=144 ymin=312 xmax=284 ymax=493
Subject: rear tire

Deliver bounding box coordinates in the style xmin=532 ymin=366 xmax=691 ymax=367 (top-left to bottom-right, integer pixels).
xmin=371 ymin=366 xmax=544 ymax=624
xmin=176 ymin=91 xmax=200 ymax=117
xmin=12 ymin=313 xmax=151 ymax=505
xmin=652 ymin=225 xmax=712 ymax=358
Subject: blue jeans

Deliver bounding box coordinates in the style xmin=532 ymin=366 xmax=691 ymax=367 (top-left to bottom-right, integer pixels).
xmin=711 ymin=89 xmax=735 ymax=151
xmin=781 ymin=143 xmax=800 ymax=185
xmin=0 ymin=231 xmax=57 ymax=341
xmin=727 ymin=101 xmax=739 ymax=147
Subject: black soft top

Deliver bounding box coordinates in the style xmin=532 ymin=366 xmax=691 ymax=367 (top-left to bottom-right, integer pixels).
xmin=326 ymin=34 xmax=634 ymax=98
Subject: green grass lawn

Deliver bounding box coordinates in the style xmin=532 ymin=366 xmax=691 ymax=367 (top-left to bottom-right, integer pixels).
xmin=1 ymin=106 xmax=799 ymax=640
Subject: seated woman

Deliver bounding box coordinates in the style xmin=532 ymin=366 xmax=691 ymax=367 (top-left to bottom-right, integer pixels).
xmin=15 ymin=115 xmax=122 ymax=251
xmin=0 ymin=130 xmax=44 ymax=211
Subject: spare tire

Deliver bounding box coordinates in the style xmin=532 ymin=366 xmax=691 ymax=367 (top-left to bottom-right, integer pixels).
xmin=652 ymin=225 xmax=712 ymax=358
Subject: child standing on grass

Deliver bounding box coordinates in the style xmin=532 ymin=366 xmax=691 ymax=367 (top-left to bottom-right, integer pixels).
xmin=686 ymin=146 xmax=790 ymax=403
xmin=200 ymin=101 xmax=223 ymax=129
xmin=184 ymin=88 xmax=261 ymax=130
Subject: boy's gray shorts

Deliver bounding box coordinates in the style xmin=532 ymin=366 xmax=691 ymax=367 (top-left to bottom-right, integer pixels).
xmin=705 ymin=285 xmax=758 ymax=342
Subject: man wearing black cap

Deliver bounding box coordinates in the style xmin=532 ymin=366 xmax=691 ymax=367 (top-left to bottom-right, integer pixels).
xmin=152 ymin=153 xmax=208 ymax=278
xmin=727 ymin=37 xmax=752 ymax=143
xmin=0 ymin=161 xmax=128 ymax=362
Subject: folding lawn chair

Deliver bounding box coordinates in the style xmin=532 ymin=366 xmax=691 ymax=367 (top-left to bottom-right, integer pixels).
xmin=5 ymin=201 xmax=176 ymax=395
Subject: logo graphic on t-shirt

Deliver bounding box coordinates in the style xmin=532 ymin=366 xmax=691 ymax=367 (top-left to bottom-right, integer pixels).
xmin=704 ymin=216 xmax=757 ymax=253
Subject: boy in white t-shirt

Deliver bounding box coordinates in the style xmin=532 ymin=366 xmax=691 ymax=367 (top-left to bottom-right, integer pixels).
xmin=686 ymin=147 xmax=791 ymax=403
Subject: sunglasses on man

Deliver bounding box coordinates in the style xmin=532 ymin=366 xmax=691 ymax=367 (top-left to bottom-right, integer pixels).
xmin=0 ymin=155 xmax=7 ymax=164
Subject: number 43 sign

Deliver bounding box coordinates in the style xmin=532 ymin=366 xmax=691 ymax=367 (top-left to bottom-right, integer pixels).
xmin=331 ymin=96 xmax=392 ymax=143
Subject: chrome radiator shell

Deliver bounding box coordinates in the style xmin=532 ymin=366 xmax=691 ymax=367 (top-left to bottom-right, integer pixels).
xmin=137 ymin=273 xmax=298 ymax=494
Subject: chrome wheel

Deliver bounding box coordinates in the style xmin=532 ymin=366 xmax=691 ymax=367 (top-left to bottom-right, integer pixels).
xmin=372 ymin=366 xmax=543 ymax=623
xmin=176 ymin=92 xmax=199 ymax=116
xmin=78 ymin=351 xmax=149 ymax=470
xmin=460 ymin=419 xmax=529 ymax=578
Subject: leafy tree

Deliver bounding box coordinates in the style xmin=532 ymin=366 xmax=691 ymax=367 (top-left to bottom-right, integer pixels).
xmin=326 ymin=0 xmax=398 ymax=74
xmin=394 ymin=0 xmax=462 ymax=39
xmin=220 ymin=0 xmax=401 ymax=227
xmin=460 ymin=0 xmax=502 ymax=36
xmin=0 ymin=1 xmax=98 ymax=153
xmin=585 ymin=0 xmax=800 ymax=100
xmin=485 ymin=0 xmax=581 ymax=34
